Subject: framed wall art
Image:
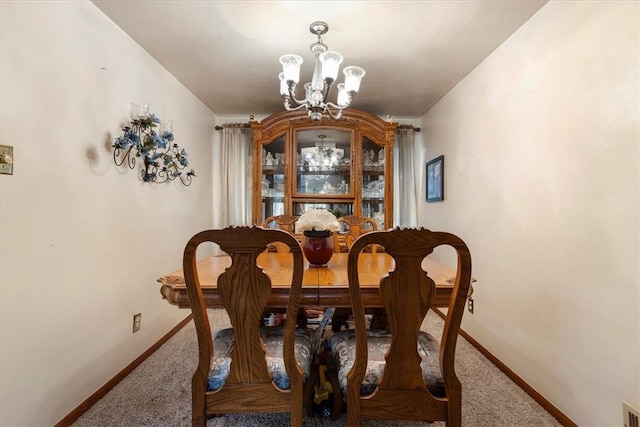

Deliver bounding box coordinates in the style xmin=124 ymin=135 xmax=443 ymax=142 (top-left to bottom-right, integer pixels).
xmin=426 ymin=155 xmax=444 ymax=202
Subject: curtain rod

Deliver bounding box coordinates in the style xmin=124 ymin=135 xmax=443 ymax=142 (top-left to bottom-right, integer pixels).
xmin=216 ymin=115 xmax=255 ymax=130
xmin=215 ymin=123 xmax=251 ymax=130
xmin=215 ymin=122 xmax=420 ymax=131
xmin=397 ymin=124 xmax=421 ymax=132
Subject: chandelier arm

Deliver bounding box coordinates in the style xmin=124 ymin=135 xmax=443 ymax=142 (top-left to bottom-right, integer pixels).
xmin=322 ymin=103 xmax=348 ymax=120
xmin=287 ymin=83 xmax=309 ymax=107
xmin=325 ymin=108 xmax=344 ymax=120
xmin=320 ymin=78 xmax=335 ymax=104
xmin=323 ymin=101 xmax=349 ymax=111
xmin=283 ymin=97 xmax=308 ymax=112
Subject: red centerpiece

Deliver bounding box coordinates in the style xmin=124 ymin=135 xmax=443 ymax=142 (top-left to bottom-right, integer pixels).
xmin=302 ymin=229 xmax=334 ymax=267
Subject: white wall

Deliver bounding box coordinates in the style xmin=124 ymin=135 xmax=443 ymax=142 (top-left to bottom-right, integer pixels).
xmin=419 ymin=1 xmax=639 ymax=426
xmin=0 ymin=2 xmax=215 ymax=425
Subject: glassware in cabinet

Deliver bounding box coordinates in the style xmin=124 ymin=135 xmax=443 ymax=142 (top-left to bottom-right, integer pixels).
xmin=362 ymin=136 xmax=386 ymax=230
xmin=294 ymin=129 xmax=352 ymax=196
xmin=260 ymin=136 xmax=286 ymax=222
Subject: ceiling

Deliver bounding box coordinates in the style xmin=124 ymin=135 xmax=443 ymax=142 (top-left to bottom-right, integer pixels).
xmin=92 ymin=0 xmax=547 ymax=118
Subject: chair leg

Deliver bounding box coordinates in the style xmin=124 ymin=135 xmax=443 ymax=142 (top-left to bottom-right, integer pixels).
xmin=447 ymin=386 xmax=462 ymax=427
xmin=346 ymin=389 xmax=360 ymax=427
xmin=369 ymin=309 xmax=389 ymax=332
xmin=297 ymin=307 xmax=308 ymax=328
xmin=291 ymin=393 xmax=303 ymax=427
xmin=304 ymin=364 xmax=320 ymax=417
xmin=192 ymin=379 xmax=206 ymax=427
xmin=332 ymin=308 xmax=350 ymax=332
xmin=326 ymin=358 xmax=342 ymax=420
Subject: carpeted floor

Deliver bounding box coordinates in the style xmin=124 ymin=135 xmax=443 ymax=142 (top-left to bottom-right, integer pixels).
xmin=71 ymin=309 xmax=561 ymax=426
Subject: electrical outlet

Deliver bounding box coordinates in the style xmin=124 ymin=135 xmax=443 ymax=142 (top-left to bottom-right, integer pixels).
xmin=133 ymin=313 xmax=142 ymax=333
xmin=467 ymin=298 xmax=474 ymax=314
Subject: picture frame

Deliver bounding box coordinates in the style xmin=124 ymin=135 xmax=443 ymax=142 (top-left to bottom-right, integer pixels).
xmin=426 ymin=155 xmax=444 ymax=202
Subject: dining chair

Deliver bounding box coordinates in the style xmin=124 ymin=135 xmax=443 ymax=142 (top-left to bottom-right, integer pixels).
xmin=329 ymin=228 xmax=472 ymax=426
xmin=332 ymin=214 xmax=379 ymax=332
xmin=261 ymin=215 xmax=308 ymax=327
xmin=334 ymin=214 xmax=378 ymax=253
xmin=262 ymin=214 xmax=300 ymax=253
xmin=182 ymin=226 xmax=315 ymax=426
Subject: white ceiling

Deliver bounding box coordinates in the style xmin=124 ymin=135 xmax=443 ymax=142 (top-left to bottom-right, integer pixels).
xmin=91 ymin=0 xmax=547 ymax=118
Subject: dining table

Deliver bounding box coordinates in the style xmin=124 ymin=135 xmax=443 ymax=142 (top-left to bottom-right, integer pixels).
xmin=157 ymin=252 xmax=469 ymax=309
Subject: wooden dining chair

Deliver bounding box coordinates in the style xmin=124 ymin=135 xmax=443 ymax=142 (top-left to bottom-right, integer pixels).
xmin=262 ymin=214 xmax=300 ymax=253
xmin=261 ymin=215 xmax=308 ymax=326
xmin=332 ymin=214 xmax=379 ymax=332
xmin=335 ymin=214 xmax=378 ymax=253
xmin=182 ymin=226 xmax=315 ymax=426
xmin=329 ymin=228 xmax=472 ymax=426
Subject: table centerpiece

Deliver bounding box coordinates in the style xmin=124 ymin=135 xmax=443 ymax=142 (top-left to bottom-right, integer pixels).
xmin=295 ymin=209 xmax=340 ymax=267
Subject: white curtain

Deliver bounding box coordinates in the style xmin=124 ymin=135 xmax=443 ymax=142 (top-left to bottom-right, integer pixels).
xmin=394 ymin=127 xmax=420 ymax=227
xmin=212 ymin=125 xmax=253 ymax=227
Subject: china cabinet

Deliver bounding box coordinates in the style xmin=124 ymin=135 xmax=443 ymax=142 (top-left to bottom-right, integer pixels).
xmin=250 ymin=109 xmax=397 ymax=229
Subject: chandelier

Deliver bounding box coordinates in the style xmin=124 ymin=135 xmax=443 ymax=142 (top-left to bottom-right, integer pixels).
xmin=279 ymin=21 xmax=365 ymax=121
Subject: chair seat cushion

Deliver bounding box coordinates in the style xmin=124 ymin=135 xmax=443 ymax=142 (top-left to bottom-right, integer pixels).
xmin=207 ymin=326 xmax=316 ymax=391
xmin=329 ymin=329 xmax=445 ymax=397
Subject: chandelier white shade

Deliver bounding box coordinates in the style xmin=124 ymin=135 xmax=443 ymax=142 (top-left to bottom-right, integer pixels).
xmin=279 ymin=21 xmax=365 ymax=121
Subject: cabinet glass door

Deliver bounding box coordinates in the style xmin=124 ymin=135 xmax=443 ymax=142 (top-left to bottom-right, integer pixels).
xmin=361 ymin=136 xmax=386 ymax=230
xmin=294 ymin=129 xmax=352 ymax=196
xmin=260 ymin=135 xmax=285 ymax=222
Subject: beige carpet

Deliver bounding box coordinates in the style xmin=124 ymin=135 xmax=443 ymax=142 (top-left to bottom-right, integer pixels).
xmin=72 ymin=309 xmax=561 ymax=426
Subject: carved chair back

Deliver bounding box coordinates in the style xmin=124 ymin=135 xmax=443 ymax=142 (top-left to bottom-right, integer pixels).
xmin=262 ymin=215 xmax=300 ymax=252
xmin=183 ymin=226 xmax=307 ymax=426
xmin=340 ymin=228 xmax=472 ymax=426
xmin=336 ymin=215 xmax=378 ymax=253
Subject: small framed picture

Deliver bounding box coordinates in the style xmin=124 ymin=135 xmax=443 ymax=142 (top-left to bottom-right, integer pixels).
xmin=426 ymin=155 xmax=444 ymax=202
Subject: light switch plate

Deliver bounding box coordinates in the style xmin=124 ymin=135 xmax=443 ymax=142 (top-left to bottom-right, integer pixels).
xmin=0 ymin=145 xmax=14 ymax=175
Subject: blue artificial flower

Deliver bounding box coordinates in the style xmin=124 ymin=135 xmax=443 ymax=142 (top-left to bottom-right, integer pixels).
xmin=113 ymin=136 xmax=126 ymax=149
xmin=124 ymin=129 xmax=140 ymax=144
xmin=164 ymin=154 xmax=174 ymax=165
xmin=150 ymin=114 xmax=160 ymax=123
xmin=151 ymin=133 xmax=167 ymax=149
xmin=161 ymin=131 xmax=174 ymax=141
xmin=172 ymin=171 xmax=181 ymax=178
xmin=179 ymin=156 xmax=189 ymax=167
xmin=180 ymin=148 xmax=188 ymax=156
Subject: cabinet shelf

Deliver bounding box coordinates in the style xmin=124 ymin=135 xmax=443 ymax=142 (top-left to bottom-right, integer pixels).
xmin=262 ymin=166 xmax=285 ymax=175
xmin=297 ymin=168 xmax=351 ymax=175
xmin=363 ymin=168 xmax=385 ymax=175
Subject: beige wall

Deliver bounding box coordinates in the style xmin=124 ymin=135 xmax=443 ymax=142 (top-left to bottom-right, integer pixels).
xmin=420 ymin=1 xmax=639 ymax=426
xmin=0 ymin=2 xmax=215 ymax=425
xmin=2 ymin=1 xmax=638 ymax=426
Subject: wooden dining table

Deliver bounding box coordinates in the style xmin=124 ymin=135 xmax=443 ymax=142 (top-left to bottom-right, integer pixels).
xmin=157 ymin=252 xmax=466 ymax=309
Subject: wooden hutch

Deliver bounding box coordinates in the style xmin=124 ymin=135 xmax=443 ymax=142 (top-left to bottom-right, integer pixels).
xmin=250 ymin=109 xmax=397 ymax=229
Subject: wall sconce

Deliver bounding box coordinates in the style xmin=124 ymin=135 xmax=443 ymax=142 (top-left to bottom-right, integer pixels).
xmin=112 ymin=104 xmax=195 ymax=186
